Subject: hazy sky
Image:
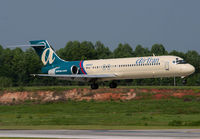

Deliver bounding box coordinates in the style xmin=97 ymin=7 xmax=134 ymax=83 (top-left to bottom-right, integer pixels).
xmin=0 ymin=0 xmax=200 ymax=53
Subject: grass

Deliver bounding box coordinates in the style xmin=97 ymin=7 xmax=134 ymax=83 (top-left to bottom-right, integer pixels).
xmin=0 ymin=98 xmax=200 ymax=129
xmin=0 ymin=125 xmax=200 ymax=130
xmin=0 ymin=86 xmax=89 ymax=92
xmin=0 ymin=86 xmax=200 ymax=129
xmin=123 ymin=85 xmax=200 ymax=90
xmin=1 ymin=85 xmax=200 ymax=92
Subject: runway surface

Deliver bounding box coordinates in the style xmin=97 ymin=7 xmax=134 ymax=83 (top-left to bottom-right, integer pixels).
xmin=0 ymin=129 xmax=200 ymax=139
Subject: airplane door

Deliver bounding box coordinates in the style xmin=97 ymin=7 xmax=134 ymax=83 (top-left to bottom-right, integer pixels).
xmin=165 ymin=62 xmax=169 ymax=70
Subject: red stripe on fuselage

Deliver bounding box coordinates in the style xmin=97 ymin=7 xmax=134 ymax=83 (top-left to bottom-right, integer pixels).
xmin=79 ymin=60 xmax=86 ymax=74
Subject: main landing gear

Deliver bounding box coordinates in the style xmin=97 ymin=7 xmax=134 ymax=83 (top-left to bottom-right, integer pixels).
xmin=91 ymin=83 xmax=99 ymax=89
xmin=109 ymin=81 xmax=117 ymax=88
xmin=90 ymin=81 xmax=118 ymax=89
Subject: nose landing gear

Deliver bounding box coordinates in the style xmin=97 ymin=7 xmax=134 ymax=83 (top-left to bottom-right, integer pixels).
xmin=182 ymin=79 xmax=187 ymax=85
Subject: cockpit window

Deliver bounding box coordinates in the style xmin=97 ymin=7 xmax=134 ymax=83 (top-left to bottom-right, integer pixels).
xmin=176 ymin=59 xmax=187 ymax=64
xmin=173 ymin=58 xmax=187 ymax=64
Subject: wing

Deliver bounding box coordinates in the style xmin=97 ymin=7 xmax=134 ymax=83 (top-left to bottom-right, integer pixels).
xmin=31 ymin=74 xmax=117 ymax=82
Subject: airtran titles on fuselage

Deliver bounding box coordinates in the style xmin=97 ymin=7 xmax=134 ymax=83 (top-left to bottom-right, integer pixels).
xmin=41 ymin=48 xmax=55 ymax=65
xmin=56 ymin=69 xmax=67 ymax=73
xmin=136 ymin=57 xmax=159 ymax=65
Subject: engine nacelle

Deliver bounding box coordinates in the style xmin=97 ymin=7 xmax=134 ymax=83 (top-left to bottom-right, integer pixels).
xmin=71 ymin=65 xmax=79 ymax=74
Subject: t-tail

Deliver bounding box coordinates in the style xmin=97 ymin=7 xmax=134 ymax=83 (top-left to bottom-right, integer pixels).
xmin=29 ymin=40 xmax=65 ymax=67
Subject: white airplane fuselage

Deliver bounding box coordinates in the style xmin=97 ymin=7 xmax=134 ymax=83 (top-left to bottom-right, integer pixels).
xmin=83 ymin=56 xmax=195 ymax=81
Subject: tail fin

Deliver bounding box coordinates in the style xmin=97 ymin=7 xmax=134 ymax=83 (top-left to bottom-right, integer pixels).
xmin=29 ymin=40 xmax=64 ymax=66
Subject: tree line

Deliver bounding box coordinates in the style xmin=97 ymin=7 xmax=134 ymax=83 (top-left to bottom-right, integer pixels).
xmin=0 ymin=41 xmax=200 ymax=87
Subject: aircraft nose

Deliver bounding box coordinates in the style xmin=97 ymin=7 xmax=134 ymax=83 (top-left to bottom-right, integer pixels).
xmin=190 ymin=65 xmax=195 ymax=73
xmin=184 ymin=64 xmax=195 ymax=75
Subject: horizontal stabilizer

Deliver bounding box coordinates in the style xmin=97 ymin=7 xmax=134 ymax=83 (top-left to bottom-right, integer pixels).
xmin=7 ymin=44 xmax=45 ymax=48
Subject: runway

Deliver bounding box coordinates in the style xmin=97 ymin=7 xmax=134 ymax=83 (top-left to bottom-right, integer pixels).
xmin=0 ymin=129 xmax=200 ymax=139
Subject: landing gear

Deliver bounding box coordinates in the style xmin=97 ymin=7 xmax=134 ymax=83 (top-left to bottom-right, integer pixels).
xmin=109 ymin=82 xmax=117 ymax=88
xmin=90 ymin=81 xmax=118 ymax=89
xmin=91 ymin=83 xmax=99 ymax=89
xmin=182 ymin=79 xmax=187 ymax=85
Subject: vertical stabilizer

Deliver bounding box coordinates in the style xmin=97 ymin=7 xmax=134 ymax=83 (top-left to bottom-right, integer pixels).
xmin=29 ymin=40 xmax=64 ymax=66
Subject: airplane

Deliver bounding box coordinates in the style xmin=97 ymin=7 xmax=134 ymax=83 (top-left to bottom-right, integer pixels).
xmin=12 ymin=40 xmax=195 ymax=89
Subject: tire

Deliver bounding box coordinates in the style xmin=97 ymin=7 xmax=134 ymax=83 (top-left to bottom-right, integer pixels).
xmin=109 ymin=82 xmax=117 ymax=88
xmin=91 ymin=83 xmax=99 ymax=89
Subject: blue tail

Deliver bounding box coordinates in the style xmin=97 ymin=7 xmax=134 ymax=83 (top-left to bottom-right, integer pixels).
xmin=29 ymin=40 xmax=64 ymax=66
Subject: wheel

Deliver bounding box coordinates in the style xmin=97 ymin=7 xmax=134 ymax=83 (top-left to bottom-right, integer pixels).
xmin=91 ymin=83 xmax=99 ymax=89
xmin=182 ymin=79 xmax=187 ymax=85
xmin=109 ymin=82 xmax=117 ymax=88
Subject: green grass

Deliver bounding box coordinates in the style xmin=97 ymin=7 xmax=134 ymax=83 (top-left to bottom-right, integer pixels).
xmin=0 ymin=86 xmax=89 ymax=92
xmin=1 ymin=85 xmax=200 ymax=92
xmin=1 ymin=125 xmax=200 ymax=130
xmin=122 ymin=86 xmax=200 ymax=90
xmin=0 ymin=98 xmax=200 ymax=129
xmin=0 ymin=86 xmax=200 ymax=129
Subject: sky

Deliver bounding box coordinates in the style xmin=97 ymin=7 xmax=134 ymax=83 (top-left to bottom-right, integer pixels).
xmin=0 ymin=0 xmax=200 ymax=53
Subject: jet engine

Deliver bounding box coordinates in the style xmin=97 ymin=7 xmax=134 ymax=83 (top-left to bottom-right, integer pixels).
xmin=71 ymin=65 xmax=79 ymax=74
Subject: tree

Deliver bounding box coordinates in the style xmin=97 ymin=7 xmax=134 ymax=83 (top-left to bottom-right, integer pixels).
xmin=185 ymin=50 xmax=200 ymax=73
xmin=134 ymin=45 xmax=150 ymax=57
xmin=0 ymin=45 xmax=4 ymax=75
xmin=113 ymin=43 xmax=133 ymax=58
xmin=11 ymin=48 xmax=28 ymax=85
xmin=79 ymin=41 xmax=96 ymax=60
xmin=95 ymin=41 xmax=112 ymax=59
xmin=0 ymin=76 xmax=12 ymax=87
xmin=0 ymin=46 xmax=13 ymax=87
xmin=57 ymin=41 xmax=97 ymax=61
xmin=0 ymin=45 xmax=3 ymax=55
xmin=0 ymin=48 xmax=14 ymax=78
xmin=169 ymin=50 xmax=185 ymax=59
xmin=151 ymin=44 xmax=167 ymax=56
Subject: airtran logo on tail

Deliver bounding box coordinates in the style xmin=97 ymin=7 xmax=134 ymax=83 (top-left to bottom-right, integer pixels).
xmin=41 ymin=47 xmax=55 ymax=65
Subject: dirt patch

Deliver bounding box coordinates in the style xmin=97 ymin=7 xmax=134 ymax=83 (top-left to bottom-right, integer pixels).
xmin=0 ymin=88 xmax=199 ymax=104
